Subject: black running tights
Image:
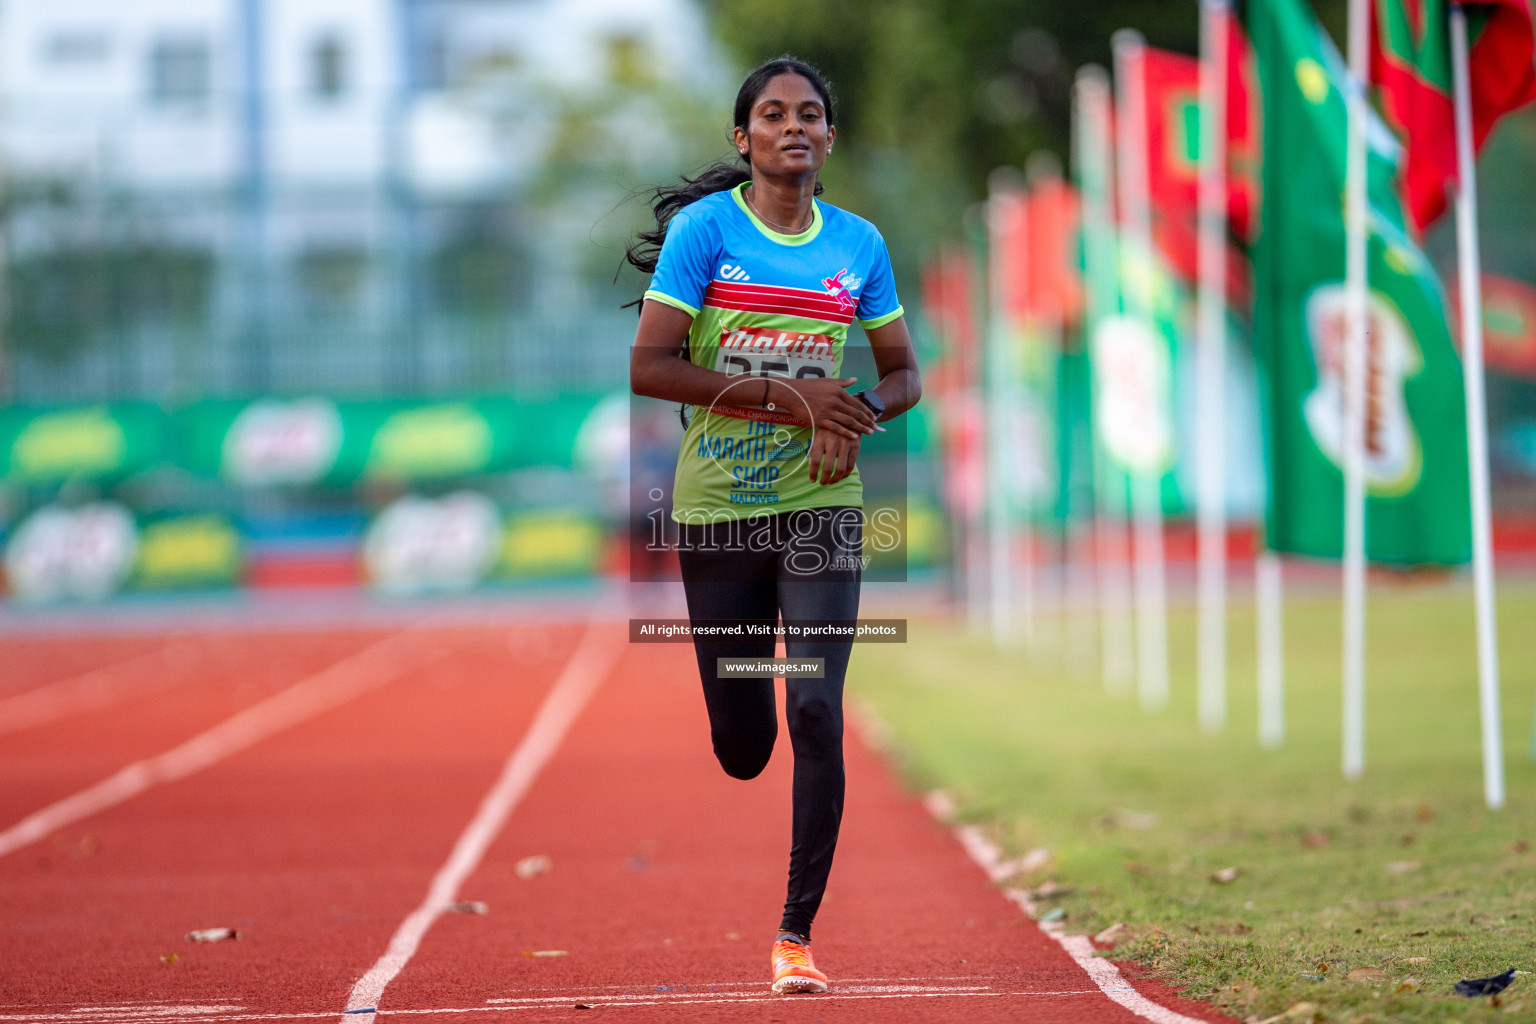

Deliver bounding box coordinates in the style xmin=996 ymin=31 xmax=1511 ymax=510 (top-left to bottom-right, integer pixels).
xmin=677 ymin=508 xmax=862 ymax=940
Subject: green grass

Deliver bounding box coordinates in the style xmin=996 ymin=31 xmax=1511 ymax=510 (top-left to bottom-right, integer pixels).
xmin=852 ymin=580 xmax=1536 ymax=1023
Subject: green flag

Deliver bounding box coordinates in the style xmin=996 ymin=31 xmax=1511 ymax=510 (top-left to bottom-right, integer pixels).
xmin=1093 ymin=239 xmax=1184 ymax=479
xmin=1074 ymin=77 xmax=1189 ymax=518
xmin=1249 ymin=0 xmax=1471 ymax=565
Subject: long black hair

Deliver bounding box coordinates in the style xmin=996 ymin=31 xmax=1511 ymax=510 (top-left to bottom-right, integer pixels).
xmin=623 ymin=55 xmax=836 ymax=282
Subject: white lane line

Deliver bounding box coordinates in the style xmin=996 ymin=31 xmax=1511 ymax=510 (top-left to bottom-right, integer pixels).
xmin=0 ymin=1011 xmax=250 ymax=1024
xmin=502 ymin=973 xmax=996 ymax=991
xmin=0 ymin=629 xmax=446 ymax=861
xmin=478 ymin=992 xmax=1008 ymax=1010
xmin=341 ymin=620 xmax=625 ymax=1018
xmin=0 ymin=642 xmax=199 ymax=737
xmin=924 ymin=789 xmax=1213 ymax=1024
xmin=486 ymin=983 xmax=1003 ymax=1004
xmin=0 ymin=988 xmax=1112 ymax=1024
xmin=1 ymin=990 xmax=1035 ymax=1024
xmin=43 ymin=1008 xmax=245 ymax=1020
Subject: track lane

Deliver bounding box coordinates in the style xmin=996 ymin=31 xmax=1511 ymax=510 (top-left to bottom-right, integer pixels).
xmin=0 ymin=631 xmax=390 ymax=824
xmin=0 ymin=635 xmax=177 ymax=697
xmin=383 ymin=641 xmax=1235 ymax=1023
xmin=0 ymin=623 xmax=586 ymax=1010
xmin=0 ymin=639 xmax=203 ymax=738
xmin=1 ymin=618 xmax=1233 ymax=1024
xmin=0 ymin=631 xmax=408 ymax=740
xmin=343 ymin=620 xmax=625 ymax=1016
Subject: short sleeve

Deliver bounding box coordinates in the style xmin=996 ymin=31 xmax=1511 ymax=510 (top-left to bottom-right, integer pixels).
xmin=855 ymin=232 xmax=904 ymax=330
xmin=644 ymin=206 xmax=715 ymax=317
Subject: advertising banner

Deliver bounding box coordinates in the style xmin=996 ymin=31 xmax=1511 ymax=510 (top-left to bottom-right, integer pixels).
xmin=3 ymin=506 xmax=242 ymax=601
xmin=0 ymin=404 xmax=166 ymax=484
xmin=362 ymin=493 xmax=606 ymax=594
xmin=178 ymin=394 xmax=613 ymax=486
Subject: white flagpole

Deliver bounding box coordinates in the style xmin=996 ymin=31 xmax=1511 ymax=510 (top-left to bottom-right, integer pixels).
xmin=955 ymin=232 xmax=989 ymax=636
xmin=1449 ymin=2 xmax=1505 ymax=810
xmin=941 ymin=243 xmax=987 ymax=635
xmin=1050 ymin=139 xmax=1096 ymax=681
xmin=1113 ymin=29 xmax=1171 ymax=713
xmin=1096 ymin=447 xmax=1137 ymax=694
xmin=1197 ymin=0 xmax=1231 ymax=732
xmin=1342 ymin=0 xmax=1370 ymax=780
xmin=1131 ymin=474 xmax=1171 ymax=713
xmin=1256 ymin=549 xmax=1286 ymax=747
xmin=1028 ymin=153 xmax=1074 ymax=670
xmin=1016 ymin=183 xmax=1039 ymax=652
xmin=1075 ymin=66 xmax=1137 ymax=694
xmin=985 ymin=181 xmax=1019 ymax=646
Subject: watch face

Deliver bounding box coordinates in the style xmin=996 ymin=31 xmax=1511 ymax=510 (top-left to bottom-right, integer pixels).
xmin=860 ymin=390 xmax=885 ymax=414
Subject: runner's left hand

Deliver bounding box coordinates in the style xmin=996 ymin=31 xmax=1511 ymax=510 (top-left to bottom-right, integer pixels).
xmin=808 ymin=431 xmax=859 ymax=485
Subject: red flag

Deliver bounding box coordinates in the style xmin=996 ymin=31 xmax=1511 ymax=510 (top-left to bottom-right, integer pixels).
xmin=943 ymin=392 xmax=986 ymax=521
xmin=921 ymin=253 xmax=986 ymax=523
xmin=1226 ymin=16 xmax=1262 ymax=247
xmin=922 ymin=251 xmax=978 ymax=358
xmin=1143 ymin=47 xmax=1202 ymax=216
xmin=1143 ymin=29 xmax=1259 ymax=242
xmin=988 ymin=187 xmax=1030 ymax=322
xmin=1140 ymin=32 xmax=1259 ymax=301
xmin=921 ymin=251 xmax=980 ymax=399
xmin=1023 ymin=176 xmax=1084 ymax=325
xmin=1372 ymin=0 xmax=1536 ymax=233
xmin=986 ymin=180 xmax=1084 ymax=327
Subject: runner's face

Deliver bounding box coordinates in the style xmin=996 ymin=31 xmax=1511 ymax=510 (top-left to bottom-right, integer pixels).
xmin=735 ymin=73 xmax=835 ymax=180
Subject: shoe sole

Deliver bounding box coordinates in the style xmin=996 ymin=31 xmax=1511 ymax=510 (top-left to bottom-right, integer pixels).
xmin=772 ymin=975 xmax=829 ymax=995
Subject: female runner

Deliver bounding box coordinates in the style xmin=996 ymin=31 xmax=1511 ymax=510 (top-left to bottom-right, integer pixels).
xmin=627 ymin=55 xmax=921 ymax=994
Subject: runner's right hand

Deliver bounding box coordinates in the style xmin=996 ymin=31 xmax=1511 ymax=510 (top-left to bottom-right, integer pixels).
xmin=772 ymin=377 xmax=877 ymax=441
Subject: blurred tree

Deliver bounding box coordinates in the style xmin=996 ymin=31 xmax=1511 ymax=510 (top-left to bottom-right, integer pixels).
xmin=7 ymin=243 xmax=212 ymax=360
xmin=701 ymin=0 xmax=1346 ymax=272
xmin=431 ymin=211 xmax=531 ymax=316
xmin=297 ymin=246 xmax=369 ymax=317
xmin=521 ymin=32 xmax=729 ymax=306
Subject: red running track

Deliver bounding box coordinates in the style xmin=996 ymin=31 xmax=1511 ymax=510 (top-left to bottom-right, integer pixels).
xmin=0 ymin=618 xmax=1233 ymax=1024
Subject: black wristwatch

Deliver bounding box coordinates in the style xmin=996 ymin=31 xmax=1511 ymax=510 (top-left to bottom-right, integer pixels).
xmin=855 ymin=389 xmax=886 ymax=421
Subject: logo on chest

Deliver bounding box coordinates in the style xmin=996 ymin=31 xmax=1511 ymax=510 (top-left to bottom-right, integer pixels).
xmin=822 ymin=268 xmax=862 ymax=312
xmin=719 ymin=262 xmax=752 ymax=282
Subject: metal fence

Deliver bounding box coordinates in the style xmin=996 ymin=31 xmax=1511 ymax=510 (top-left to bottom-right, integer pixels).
xmin=3 ymin=185 xmax=643 ymax=403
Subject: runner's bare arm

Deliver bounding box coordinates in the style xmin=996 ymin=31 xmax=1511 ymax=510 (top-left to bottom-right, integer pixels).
xmin=630 ymin=298 xmax=878 ymax=440
xmin=864 ymin=316 xmax=922 ymax=420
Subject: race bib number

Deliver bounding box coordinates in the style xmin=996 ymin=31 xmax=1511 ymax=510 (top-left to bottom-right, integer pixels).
xmin=710 ymin=328 xmax=836 ymax=422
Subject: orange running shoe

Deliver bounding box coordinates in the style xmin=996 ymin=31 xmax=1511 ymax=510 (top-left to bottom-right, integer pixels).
xmin=770 ymin=938 xmax=829 ymax=994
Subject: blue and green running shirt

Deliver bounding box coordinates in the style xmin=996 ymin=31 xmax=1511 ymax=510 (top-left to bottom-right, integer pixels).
xmin=644 ymin=182 xmax=904 ymax=522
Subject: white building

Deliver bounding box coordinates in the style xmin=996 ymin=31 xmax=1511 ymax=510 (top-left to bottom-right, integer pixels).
xmin=0 ymin=0 xmax=717 ymax=193
xmin=0 ymin=0 xmax=725 ymax=398
xmin=0 ymin=0 xmax=393 ymax=190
